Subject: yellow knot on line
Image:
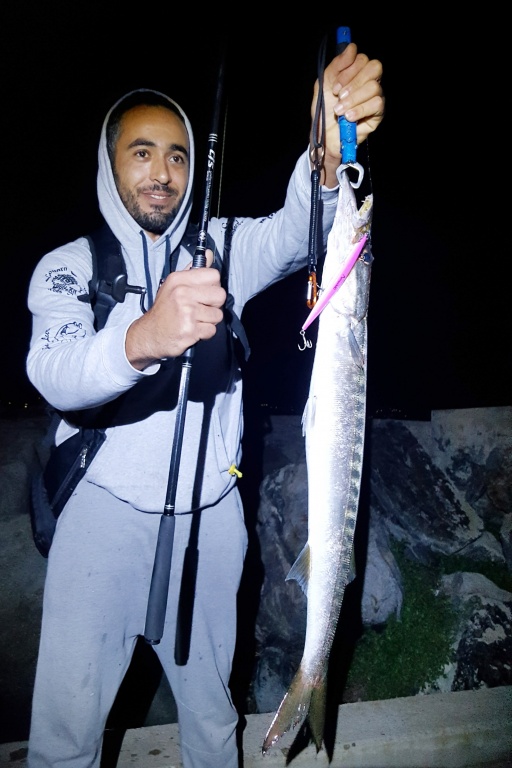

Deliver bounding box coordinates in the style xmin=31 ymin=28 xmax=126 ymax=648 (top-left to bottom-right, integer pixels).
xmin=228 ymin=464 xmax=243 ymax=478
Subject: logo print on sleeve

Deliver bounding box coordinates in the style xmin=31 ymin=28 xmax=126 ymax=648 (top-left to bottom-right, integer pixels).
xmin=45 ymin=268 xmax=87 ymax=297
xmin=41 ymin=322 xmax=86 ymax=349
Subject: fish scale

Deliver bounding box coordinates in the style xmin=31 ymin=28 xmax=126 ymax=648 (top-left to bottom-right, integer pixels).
xmin=262 ymin=167 xmax=373 ymax=755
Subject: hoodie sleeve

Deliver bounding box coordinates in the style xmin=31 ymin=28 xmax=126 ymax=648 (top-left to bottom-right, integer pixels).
xmin=215 ymin=149 xmax=339 ymax=311
xmin=26 ymin=237 xmax=153 ymax=412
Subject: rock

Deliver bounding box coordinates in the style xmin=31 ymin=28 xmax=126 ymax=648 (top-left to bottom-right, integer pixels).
xmin=360 ymin=511 xmax=403 ymax=626
xmin=456 ymin=530 xmax=507 ymax=565
xmin=370 ymin=420 xmax=483 ymax=561
xmin=501 ymin=513 xmax=512 ymax=571
xmin=438 ymin=572 xmax=512 ymax=691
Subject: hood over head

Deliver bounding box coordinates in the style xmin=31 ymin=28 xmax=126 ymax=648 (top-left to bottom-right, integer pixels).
xmin=96 ymin=88 xmax=195 ymax=255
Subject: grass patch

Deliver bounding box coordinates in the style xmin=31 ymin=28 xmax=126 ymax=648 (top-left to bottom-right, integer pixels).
xmin=345 ymin=545 xmax=457 ymax=701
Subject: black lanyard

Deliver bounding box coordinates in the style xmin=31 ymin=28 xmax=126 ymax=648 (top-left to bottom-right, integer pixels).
xmin=306 ymin=35 xmax=327 ymax=309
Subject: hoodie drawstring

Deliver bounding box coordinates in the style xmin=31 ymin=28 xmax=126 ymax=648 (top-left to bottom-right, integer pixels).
xmin=140 ymin=231 xmax=172 ymax=309
xmin=140 ymin=231 xmax=154 ymax=309
xmin=163 ymin=235 xmax=172 ymax=280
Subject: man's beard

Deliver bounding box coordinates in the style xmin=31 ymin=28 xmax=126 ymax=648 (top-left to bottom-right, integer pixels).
xmin=117 ymin=182 xmax=183 ymax=236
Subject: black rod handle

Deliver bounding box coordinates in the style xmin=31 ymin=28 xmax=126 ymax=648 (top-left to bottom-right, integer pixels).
xmin=144 ymin=514 xmax=176 ymax=644
xmin=143 ymin=360 xmax=192 ymax=644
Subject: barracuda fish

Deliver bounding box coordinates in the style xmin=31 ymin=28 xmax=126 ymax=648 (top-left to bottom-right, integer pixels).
xmin=262 ymin=167 xmax=373 ymax=755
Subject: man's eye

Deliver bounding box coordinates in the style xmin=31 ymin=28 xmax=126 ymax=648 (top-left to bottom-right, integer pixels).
xmin=135 ymin=150 xmax=149 ymax=158
xmin=169 ymin=154 xmax=184 ymax=164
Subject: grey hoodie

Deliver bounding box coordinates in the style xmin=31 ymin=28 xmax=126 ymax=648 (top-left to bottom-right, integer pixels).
xmin=27 ymin=89 xmax=340 ymax=514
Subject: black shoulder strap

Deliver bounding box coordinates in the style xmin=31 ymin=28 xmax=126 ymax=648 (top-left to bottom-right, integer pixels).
xmin=78 ymin=223 xmax=127 ymax=332
xmin=222 ymin=217 xmax=251 ymax=362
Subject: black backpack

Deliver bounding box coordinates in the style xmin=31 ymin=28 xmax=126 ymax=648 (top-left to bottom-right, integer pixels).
xmin=29 ymin=218 xmax=249 ymax=557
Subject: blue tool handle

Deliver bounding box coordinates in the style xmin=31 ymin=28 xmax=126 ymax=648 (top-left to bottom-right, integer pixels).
xmin=336 ymin=26 xmax=357 ymax=164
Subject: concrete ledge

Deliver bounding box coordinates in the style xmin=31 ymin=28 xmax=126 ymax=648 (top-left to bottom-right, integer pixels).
xmin=1 ymin=687 xmax=511 ymax=767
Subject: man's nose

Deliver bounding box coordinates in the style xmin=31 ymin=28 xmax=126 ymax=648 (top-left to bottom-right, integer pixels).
xmin=151 ymin=157 xmax=170 ymax=184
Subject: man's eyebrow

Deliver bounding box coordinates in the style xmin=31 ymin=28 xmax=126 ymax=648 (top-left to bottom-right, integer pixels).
xmin=127 ymin=138 xmax=189 ymax=157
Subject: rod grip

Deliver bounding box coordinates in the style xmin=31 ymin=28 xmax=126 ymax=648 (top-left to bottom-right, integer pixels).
xmin=144 ymin=514 xmax=176 ymax=644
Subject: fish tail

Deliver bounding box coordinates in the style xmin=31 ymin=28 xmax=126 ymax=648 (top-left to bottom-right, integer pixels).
xmin=262 ymin=666 xmax=312 ymax=754
xmin=308 ymin=678 xmax=327 ymax=752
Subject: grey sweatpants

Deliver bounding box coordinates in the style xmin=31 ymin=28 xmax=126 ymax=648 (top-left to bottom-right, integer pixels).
xmin=27 ymin=479 xmax=248 ymax=768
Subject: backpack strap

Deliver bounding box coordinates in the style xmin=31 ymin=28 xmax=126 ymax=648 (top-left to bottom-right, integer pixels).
xmin=85 ymin=226 xmax=123 ymax=331
xmin=79 ymin=219 xmax=250 ymax=360
xmin=222 ymin=217 xmax=251 ymax=362
xmin=78 ymin=224 xmax=148 ymax=331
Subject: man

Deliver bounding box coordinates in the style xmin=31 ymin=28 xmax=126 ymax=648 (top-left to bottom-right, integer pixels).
xmin=26 ymin=41 xmax=384 ymax=768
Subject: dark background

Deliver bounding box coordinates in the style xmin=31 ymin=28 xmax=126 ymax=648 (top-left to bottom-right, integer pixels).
xmin=2 ymin=7 xmax=509 ymax=418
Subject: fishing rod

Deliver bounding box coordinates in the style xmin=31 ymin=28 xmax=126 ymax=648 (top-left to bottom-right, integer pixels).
xmin=144 ymin=53 xmax=227 ymax=648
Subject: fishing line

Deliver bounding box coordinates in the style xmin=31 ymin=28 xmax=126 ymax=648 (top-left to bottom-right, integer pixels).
xmin=215 ymin=101 xmax=228 ymax=218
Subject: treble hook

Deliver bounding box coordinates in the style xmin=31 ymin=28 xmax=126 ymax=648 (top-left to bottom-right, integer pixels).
xmin=298 ymin=330 xmax=312 ymax=352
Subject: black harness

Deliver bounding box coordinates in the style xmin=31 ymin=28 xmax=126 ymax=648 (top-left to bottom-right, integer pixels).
xmin=70 ymin=218 xmax=250 ymax=429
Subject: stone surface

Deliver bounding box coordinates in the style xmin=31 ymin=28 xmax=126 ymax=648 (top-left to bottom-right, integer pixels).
xmin=2 ymin=687 xmax=511 ymax=767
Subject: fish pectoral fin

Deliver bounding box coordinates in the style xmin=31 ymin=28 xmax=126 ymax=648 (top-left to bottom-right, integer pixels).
xmin=301 ymin=400 xmax=308 ymax=437
xmin=285 ymin=543 xmax=310 ymax=597
xmin=302 ymin=395 xmax=316 ymax=436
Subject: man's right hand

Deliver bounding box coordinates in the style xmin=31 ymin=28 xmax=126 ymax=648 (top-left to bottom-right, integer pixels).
xmin=125 ymin=267 xmax=226 ymax=371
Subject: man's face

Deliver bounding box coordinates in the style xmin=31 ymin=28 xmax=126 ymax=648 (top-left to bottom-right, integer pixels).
xmin=113 ymin=105 xmax=190 ymax=240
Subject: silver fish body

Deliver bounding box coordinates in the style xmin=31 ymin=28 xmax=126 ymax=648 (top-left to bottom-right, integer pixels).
xmin=263 ymin=168 xmax=373 ymax=754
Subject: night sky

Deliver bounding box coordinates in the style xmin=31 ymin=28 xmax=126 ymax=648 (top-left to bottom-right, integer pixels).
xmin=3 ymin=8 xmax=509 ymax=418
